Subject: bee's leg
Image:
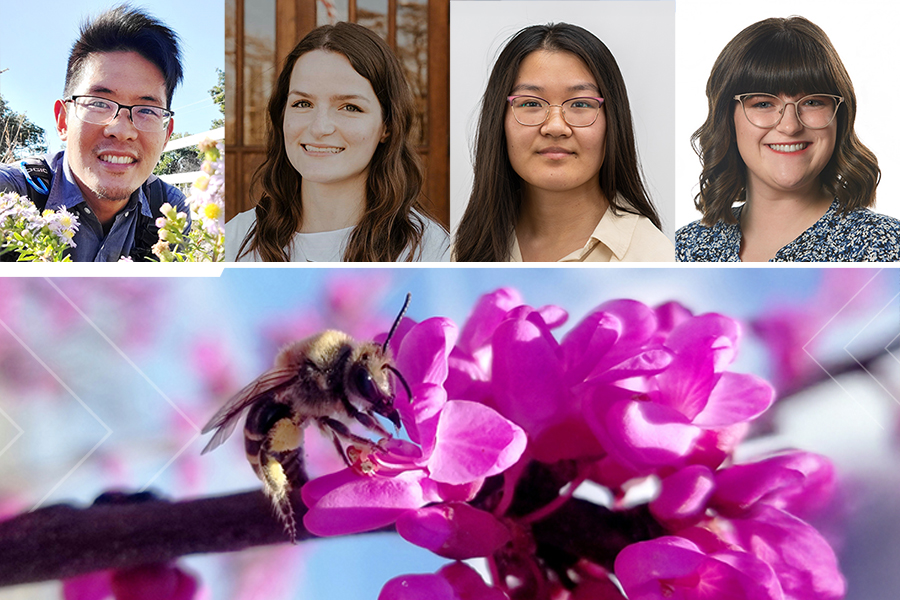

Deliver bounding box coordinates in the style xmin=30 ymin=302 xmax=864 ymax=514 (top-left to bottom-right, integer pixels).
xmin=318 ymin=416 xmax=381 ymax=467
xmin=339 ymin=398 xmax=393 ymax=439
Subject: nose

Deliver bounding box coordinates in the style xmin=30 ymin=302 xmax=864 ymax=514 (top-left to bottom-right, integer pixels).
xmin=540 ymin=105 xmax=571 ymax=136
xmin=309 ymin=107 xmax=336 ymax=136
xmin=104 ymin=106 xmax=139 ymax=139
xmin=775 ymin=100 xmax=804 ymax=134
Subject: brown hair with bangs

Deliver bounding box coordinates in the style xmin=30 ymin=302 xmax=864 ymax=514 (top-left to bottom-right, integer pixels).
xmin=453 ymin=22 xmax=661 ymax=262
xmin=692 ymin=16 xmax=880 ymax=226
xmin=237 ymin=22 xmax=439 ymax=262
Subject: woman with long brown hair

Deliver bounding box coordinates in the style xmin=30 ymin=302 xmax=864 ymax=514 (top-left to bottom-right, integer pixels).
xmin=452 ymin=23 xmax=673 ymax=262
xmin=677 ymin=16 xmax=900 ymax=262
xmin=226 ymin=22 xmax=449 ymax=262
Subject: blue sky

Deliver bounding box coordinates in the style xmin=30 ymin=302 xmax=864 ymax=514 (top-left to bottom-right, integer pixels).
xmin=0 ymin=0 xmax=225 ymax=154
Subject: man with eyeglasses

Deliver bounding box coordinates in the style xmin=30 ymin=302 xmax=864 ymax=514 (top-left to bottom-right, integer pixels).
xmin=0 ymin=5 xmax=190 ymax=261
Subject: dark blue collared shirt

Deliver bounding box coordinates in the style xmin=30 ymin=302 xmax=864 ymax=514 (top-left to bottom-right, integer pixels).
xmin=0 ymin=150 xmax=189 ymax=262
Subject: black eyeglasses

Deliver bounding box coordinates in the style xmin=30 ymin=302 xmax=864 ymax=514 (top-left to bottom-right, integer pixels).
xmin=65 ymin=95 xmax=174 ymax=132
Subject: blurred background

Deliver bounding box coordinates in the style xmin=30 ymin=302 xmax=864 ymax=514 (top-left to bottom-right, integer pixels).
xmin=0 ymin=267 xmax=897 ymax=599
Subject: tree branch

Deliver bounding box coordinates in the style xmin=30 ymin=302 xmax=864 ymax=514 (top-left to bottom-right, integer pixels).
xmin=0 ymin=484 xmax=663 ymax=588
xmin=0 ymin=489 xmax=297 ymax=587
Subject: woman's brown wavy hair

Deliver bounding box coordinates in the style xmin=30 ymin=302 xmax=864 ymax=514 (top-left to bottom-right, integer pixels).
xmin=453 ymin=22 xmax=661 ymax=262
xmin=692 ymin=16 xmax=880 ymax=226
xmin=237 ymin=22 xmax=437 ymax=261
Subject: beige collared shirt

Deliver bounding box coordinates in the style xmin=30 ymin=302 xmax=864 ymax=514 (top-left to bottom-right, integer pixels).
xmin=509 ymin=205 xmax=675 ymax=262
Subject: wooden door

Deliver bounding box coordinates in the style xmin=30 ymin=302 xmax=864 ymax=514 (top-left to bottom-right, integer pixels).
xmin=225 ymin=0 xmax=449 ymax=228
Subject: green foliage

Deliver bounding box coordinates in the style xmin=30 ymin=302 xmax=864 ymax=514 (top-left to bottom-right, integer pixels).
xmin=153 ymin=132 xmax=203 ymax=177
xmin=1 ymin=94 xmax=47 ymax=162
xmin=209 ymin=68 xmax=224 ymax=129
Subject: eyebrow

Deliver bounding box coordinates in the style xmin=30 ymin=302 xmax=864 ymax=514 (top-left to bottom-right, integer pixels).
xmin=510 ymin=82 xmax=600 ymax=95
xmin=287 ymin=90 xmax=374 ymax=103
xmin=86 ymin=85 xmax=164 ymax=105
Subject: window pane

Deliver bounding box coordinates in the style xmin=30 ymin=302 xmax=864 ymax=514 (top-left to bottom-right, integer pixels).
xmin=358 ymin=0 xmax=388 ymax=39
xmin=244 ymin=0 xmax=276 ymax=145
xmin=225 ymin=0 xmax=236 ymax=144
xmin=397 ymin=0 xmax=428 ymax=146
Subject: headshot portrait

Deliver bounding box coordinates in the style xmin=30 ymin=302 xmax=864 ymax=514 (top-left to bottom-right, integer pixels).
xmin=0 ymin=1 xmax=224 ymax=262
xmin=450 ymin=1 xmax=676 ymax=262
xmin=224 ymin=0 xmax=450 ymax=262
xmin=675 ymin=0 xmax=900 ymax=262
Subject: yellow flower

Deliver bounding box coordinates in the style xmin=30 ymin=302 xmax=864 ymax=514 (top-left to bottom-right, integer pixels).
xmin=203 ymin=203 xmax=221 ymax=221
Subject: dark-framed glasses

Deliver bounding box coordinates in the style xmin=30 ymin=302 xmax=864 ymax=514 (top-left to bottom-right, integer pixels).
xmin=733 ymin=93 xmax=843 ymax=129
xmin=507 ymin=95 xmax=605 ymax=127
xmin=64 ymin=95 xmax=174 ymax=132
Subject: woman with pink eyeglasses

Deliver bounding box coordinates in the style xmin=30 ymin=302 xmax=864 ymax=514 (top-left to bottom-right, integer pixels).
xmin=452 ymin=23 xmax=673 ymax=262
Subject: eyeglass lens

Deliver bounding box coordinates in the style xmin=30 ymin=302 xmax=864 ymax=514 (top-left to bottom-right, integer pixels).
xmin=510 ymin=96 xmax=602 ymax=127
xmin=72 ymin=96 xmax=171 ymax=131
xmin=739 ymin=94 xmax=839 ymax=129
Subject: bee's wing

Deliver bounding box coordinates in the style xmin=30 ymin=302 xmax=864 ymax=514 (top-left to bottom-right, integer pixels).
xmin=200 ymin=366 xmax=299 ymax=454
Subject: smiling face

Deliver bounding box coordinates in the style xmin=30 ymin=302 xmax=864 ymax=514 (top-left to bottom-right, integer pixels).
xmin=55 ymin=51 xmax=173 ymax=206
xmin=733 ymin=93 xmax=837 ymax=200
xmin=283 ymin=50 xmax=387 ymax=194
xmin=504 ymin=50 xmax=607 ymax=198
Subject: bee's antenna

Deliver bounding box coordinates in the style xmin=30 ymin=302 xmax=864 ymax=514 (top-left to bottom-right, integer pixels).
xmin=386 ymin=364 xmax=414 ymax=403
xmin=383 ymin=292 xmax=412 ymax=353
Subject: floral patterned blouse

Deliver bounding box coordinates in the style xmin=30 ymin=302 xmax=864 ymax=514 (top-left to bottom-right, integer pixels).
xmin=676 ymin=200 xmax=900 ymax=262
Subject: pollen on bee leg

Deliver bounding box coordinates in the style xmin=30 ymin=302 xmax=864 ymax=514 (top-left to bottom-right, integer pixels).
xmin=347 ymin=444 xmax=379 ymax=475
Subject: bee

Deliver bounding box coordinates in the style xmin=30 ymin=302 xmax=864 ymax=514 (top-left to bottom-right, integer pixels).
xmin=201 ymin=293 xmax=413 ymax=542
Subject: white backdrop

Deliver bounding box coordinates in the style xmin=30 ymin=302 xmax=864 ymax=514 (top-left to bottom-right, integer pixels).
xmin=675 ymin=0 xmax=900 ymax=229
xmin=450 ymin=1 xmax=677 ymax=242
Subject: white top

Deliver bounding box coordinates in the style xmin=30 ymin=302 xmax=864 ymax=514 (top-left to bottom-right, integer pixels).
xmin=509 ymin=200 xmax=675 ymax=262
xmin=224 ymin=208 xmax=451 ymax=262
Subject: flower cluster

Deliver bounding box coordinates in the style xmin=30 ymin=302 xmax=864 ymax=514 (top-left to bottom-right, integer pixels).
xmin=152 ymin=140 xmax=224 ymax=262
xmin=300 ymin=289 xmax=846 ymax=600
xmin=0 ymin=191 xmax=78 ymax=261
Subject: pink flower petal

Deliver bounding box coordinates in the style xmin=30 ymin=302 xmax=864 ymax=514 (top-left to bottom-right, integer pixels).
xmin=592 ymin=398 xmax=702 ymax=472
xmin=650 ymin=465 xmax=716 ymax=526
xmin=693 ymin=373 xmax=774 ymax=428
xmin=491 ymin=317 xmax=568 ymax=435
xmin=457 ymin=288 xmax=524 ymax=354
xmin=396 ymin=503 xmax=511 ymax=559
xmin=302 ymin=470 xmax=427 ymax=535
xmin=397 ymin=317 xmax=458 ymax=388
xmin=378 ymin=573 xmax=457 ymax=600
xmin=63 ymin=571 xmax=113 ymax=600
xmin=727 ymin=506 xmax=845 ymax=600
xmin=712 ymin=452 xmax=835 ymax=519
xmin=615 ymin=537 xmax=783 ymax=600
xmin=427 ymin=401 xmax=527 ymax=484
xmin=110 ymin=563 xmax=198 ymax=600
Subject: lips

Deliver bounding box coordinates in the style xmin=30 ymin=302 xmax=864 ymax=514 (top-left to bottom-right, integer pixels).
xmin=538 ymin=146 xmax=575 ymax=158
xmin=303 ymin=144 xmax=344 ymax=154
xmin=766 ymin=143 xmax=810 ymax=153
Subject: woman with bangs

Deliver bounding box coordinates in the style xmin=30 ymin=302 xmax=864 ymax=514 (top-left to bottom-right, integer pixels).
xmin=676 ymin=16 xmax=900 ymax=262
xmin=226 ymin=22 xmax=449 ymax=262
xmin=453 ymin=23 xmax=673 ymax=262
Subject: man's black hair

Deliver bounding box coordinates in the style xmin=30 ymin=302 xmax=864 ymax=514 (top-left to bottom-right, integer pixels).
xmin=63 ymin=4 xmax=183 ymax=107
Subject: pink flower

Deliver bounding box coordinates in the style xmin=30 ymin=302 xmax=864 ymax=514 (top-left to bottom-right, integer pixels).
xmin=379 ymin=562 xmax=509 ymax=600
xmin=586 ymin=311 xmax=774 ymax=476
xmin=395 ymin=503 xmax=511 ymax=560
xmin=724 ymin=506 xmax=845 ymax=600
xmin=711 ymin=451 xmax=836 ymax=521
xmin=614 ymin=534 xmax=783 ymax=600
xmin=63 ymin=563 xmax=198 ymax=600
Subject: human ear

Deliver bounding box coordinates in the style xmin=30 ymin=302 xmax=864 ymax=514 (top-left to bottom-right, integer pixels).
xmin=54 ymin=100 xmax=69 ymax=141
